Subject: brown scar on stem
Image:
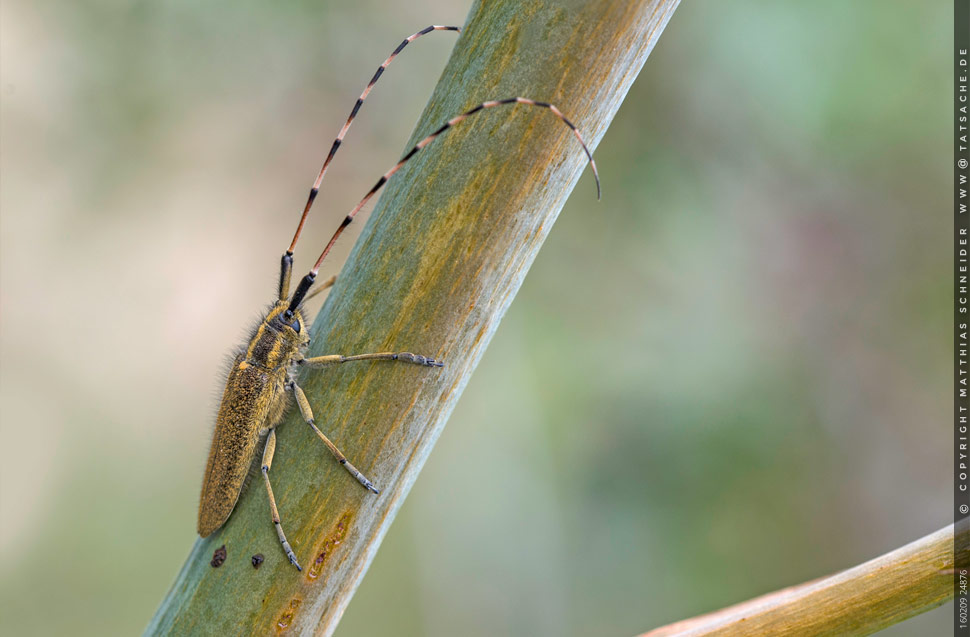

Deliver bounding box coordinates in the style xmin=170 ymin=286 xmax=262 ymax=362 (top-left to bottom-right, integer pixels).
xmin=276 ymin=598 xmax=302 ymax=632
xmin=307 ymin=512 xmax=354 ymax=580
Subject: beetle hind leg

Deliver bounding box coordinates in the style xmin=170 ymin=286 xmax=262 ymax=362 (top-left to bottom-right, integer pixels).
xmin=261 ymin=428 xmax=302 ymax=571
xmin=288 ymin=380 xmax=380 ymax=494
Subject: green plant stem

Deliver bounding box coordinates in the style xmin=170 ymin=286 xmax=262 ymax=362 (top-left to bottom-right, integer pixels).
xmin=145 ymin=1 xmax=681 ymax=634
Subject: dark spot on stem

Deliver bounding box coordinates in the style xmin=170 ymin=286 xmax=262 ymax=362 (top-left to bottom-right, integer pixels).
xmin=210 ymin=544 xmax=227 ymax=568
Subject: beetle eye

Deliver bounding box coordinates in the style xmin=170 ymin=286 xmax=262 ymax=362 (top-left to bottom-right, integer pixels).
xmin=289 ymin=320 xmax=301 ymax=333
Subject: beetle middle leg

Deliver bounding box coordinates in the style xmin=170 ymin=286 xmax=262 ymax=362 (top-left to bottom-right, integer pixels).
xmin=261 ymin=428 xmax=302 ymax=571
xmin=287 ymin=379 xmax=380 ymax=494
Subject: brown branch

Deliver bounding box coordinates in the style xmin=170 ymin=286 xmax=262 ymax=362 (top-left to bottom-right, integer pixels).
xmin=641 ymin=523 xmax=960 ymax=636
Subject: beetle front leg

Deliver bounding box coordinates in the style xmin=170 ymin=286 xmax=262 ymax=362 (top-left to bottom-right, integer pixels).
xmin=301 ymin=274 xmax=337 ymax=303
xmin=287 ymin=380 xmax=380 ymax=494
xmin=261 ymin=428 xmax=302 ymax=571
xmin=299 ymin=351 xmax=443 ymax=368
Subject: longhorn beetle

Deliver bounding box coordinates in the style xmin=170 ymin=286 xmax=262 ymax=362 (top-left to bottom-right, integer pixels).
xmin=197 ymin=25 xmax=601 ymax=571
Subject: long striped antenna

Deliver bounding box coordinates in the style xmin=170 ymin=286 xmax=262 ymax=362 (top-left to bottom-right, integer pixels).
xmin=285 ymin=97 xmax=600 ymax=312
xmin=286 ymin=25 xmax=461 ymax=256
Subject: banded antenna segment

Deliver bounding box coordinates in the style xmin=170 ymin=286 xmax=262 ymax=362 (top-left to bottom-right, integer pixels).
xmin=287 ymin=25 xmax=462 ymax=256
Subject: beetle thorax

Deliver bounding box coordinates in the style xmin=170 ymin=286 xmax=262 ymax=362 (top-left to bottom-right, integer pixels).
xmin=244 ymin=302 xmax=308 ymax=370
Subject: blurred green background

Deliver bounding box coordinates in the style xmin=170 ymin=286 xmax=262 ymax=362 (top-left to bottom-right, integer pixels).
xmin=0 ymin=1 xmax=951 ymax=635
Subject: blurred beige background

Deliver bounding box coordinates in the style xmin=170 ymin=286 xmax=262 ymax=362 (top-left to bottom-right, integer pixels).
xmin=0 ymin=1 xmax=951 ymax=635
